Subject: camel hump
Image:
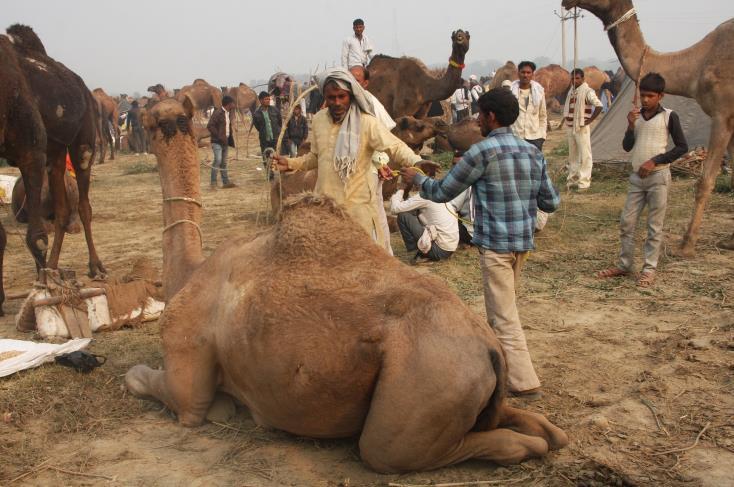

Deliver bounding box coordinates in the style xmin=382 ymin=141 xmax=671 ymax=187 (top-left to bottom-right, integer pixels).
xmin=6 ymin=24 xmax=47 ymax=55
xmin=281 ymin=193 xmax=346 ymax=218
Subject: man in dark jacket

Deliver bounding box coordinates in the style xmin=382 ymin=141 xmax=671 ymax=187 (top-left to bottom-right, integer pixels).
xmin=252 ymin=91 xmax=282 ymax=175
xmin=207 ymin=95 xmax=237 ymax=189
xmin=284 ymin=104 xmax=308 ymax=156
xmin=125 ymin=100 xmax=145 ymax=154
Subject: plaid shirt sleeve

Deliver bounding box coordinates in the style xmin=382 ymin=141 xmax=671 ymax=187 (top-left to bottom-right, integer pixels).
xmin=417 ymin=146 xmax=489 ymax=203
xmin=537 ymin=156 xmax=561 ymax=213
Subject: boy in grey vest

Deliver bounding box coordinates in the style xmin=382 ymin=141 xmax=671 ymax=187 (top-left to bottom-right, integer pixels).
xmin=598 ymin=73 xmax=688 ymax=287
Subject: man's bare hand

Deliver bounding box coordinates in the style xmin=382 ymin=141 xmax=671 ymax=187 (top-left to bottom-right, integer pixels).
xmin=627 ymin=107 xmax=640 ymax=128
xmin=377 ymin=165 xmax=394 ymax=181
xmin=271 ymin=154 xmax=290 ymax=173
xmin=400 ymin=166 xmax=420 ymax=187
xmin=638 ymin=159 xmax=655 ymax=178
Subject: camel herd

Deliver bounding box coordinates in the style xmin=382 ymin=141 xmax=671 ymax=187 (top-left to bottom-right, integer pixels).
xmin=1 ymin=0 xmax=733 ymax=473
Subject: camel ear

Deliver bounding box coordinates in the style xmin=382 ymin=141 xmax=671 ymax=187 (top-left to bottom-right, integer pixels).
xmin=181 ymin=94 xmax=195 ymax=120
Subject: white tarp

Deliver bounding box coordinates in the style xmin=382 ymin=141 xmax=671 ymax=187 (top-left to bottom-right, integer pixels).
xmin=0 ymin=338 xmax=92 ymax=378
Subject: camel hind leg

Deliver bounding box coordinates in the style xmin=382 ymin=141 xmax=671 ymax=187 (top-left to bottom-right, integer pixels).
xmin=717 ymin=135 xmax=734 ymax=250
xmin=357 ymin=338 xmax=559 ymax=473
xmin=676 ymin=117 xmax=733 ymax=257
xmin=44 ymin=141 xmax=69 ymax=271
xmin=69 ymin=142 xmax=105 ymax=277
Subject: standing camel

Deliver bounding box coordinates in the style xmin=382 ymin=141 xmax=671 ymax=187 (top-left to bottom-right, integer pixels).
xmin=6 ymin=24 xmax=106 ymax=279
xmin=0 ymin=31 xmax=47 ymax=315
xmin=93 ymin=88 xmax=120 ymax=162
xmin=125 ymin=96 xmax=568 ymax=472
xmin=562 ymin=0 xmax=734 ymax=255
xmin=367 ymin=30 xmax=470 ymax=119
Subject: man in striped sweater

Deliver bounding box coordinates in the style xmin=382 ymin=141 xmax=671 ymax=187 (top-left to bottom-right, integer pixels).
xmin=563 ymin=68 xmax=602 ymax=191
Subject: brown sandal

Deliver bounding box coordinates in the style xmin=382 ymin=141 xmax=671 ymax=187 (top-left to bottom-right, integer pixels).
xmin=597 ymin=267 xmax=629 ymax=279
xmin=637 ymin=271 xmax=656 ymax=287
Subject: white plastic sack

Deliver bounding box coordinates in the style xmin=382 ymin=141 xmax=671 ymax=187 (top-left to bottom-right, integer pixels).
xmin=0 ymin=174 xmax=18 ymax=203
xmin=20 ymin=288 xmax=164 ymax=338
xmin=0 ymin=338 xmax=92 ymax=378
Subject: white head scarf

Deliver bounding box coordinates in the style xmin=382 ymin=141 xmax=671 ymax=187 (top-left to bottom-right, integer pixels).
xmin=315 ymin=67 xmax=375 ymax=182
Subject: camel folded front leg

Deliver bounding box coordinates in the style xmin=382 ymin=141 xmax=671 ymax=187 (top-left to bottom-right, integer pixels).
xmin=125 ymin=326 xmax=219 ymax=426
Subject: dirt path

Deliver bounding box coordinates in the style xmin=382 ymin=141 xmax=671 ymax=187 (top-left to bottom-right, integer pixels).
xmin=1 ymin=120 xmax=732 ymax=486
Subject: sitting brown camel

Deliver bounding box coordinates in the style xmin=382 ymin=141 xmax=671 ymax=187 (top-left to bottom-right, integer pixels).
xmin=125 ymin=97 xmax=568 ymax=472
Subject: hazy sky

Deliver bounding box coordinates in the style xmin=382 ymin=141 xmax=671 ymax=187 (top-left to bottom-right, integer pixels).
xmin=3 ymin=0 xmax=731 ymax=95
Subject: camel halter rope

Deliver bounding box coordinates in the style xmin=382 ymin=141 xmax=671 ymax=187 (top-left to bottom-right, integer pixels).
xmin=604 ymin=7 xmax=637 ymax=31
xmin=268 ymin=84 xmax=319 ymax=217
xmin=634 ymin=46 xmax=650 ymax=108
xmin=161 ymin=196 xmax=203 ymax=247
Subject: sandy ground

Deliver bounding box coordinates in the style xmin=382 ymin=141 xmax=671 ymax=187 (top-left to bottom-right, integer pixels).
xmin=1 ymin=117 xmax=733 ymax=486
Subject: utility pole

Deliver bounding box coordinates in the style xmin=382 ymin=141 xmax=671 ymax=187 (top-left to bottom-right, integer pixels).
xmin=554 ymin=8 xmax=582 ymax=70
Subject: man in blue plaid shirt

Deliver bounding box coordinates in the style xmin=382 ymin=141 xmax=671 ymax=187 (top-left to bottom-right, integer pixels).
xmin=401 ymin=88 xmax=560 ymax=399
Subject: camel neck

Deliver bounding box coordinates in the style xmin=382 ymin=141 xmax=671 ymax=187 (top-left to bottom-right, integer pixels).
xmin=607 ymin=9 xmax=702 ymax=97
xmin=156 ymin=133 xmax=205 ymax=301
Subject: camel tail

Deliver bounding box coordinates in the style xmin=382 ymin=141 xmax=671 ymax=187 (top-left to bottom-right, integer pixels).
xmin=473 ymin=348 xmax=507 ymax=431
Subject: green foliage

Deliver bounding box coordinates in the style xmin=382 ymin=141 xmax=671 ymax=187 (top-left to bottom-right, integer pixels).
xmin=714 ymin=174 xmax=732 ymax=194
xmin=0 ymin=158 xmax=8 ymax=167
xmin=550 ymin=141 xmax=569 ymax=157
xmin=429 ymin=151 xmax=455 ymax=172
xmin=123 ymin=162 xmax=158 ymax=175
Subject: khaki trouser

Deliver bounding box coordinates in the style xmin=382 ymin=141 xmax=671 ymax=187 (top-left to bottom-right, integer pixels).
xmin=567 ymin=125 xmax=593 ymax=189
xmin=479 ymin=248 xmax=540 ymax=392
xmin=618 ymin=168 xmax=671 ymax=273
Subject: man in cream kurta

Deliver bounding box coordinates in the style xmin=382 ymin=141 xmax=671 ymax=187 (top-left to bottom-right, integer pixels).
xmin=273 ymin=68 xmax=420 ymax=250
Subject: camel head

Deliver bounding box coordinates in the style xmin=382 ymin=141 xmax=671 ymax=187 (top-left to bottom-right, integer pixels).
xmin=142 ymin=96 xmax=196 ymax=158
xmin=392 ymin=116 xmax=438 ymax=153
xmin=147 ymin=84 xmax=166 ymax=96
xmin=561 ymin=0 xmax=634 ymax=26
xmin=6 ymin=24 xmax=47 ymax=55
xmin=451 ymin=30 xmax=470 ymax=60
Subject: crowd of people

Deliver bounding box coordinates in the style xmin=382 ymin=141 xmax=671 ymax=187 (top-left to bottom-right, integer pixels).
xmin=213 ymin=17 xmax=689 ymax=399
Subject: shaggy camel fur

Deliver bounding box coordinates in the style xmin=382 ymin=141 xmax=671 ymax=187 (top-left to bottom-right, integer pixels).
xmin=367 ymin=30 xmax=470 ymax=119
xmin=125 ymin=97 xmax=568 ymax=473
xmin=564 ymin=0 xmax=734 ymax=255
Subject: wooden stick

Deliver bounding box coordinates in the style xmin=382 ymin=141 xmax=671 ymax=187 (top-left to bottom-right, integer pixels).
xmin=47 ymin=465 xmax=114 ymax=481
xmin=640 ymin=397 xmax=669 ymax=436
xmin=32 ymin=288 xmax=106 ymax=307
xmin=652 ymin=421 xmax=711 ymax=456
xmin=5 ymin=291 xmax=30 ymax=300
xmin=8 ymin=458 xmax=52 ymax=483
xmin=388 ymin=476 xmax=530 ymax=487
